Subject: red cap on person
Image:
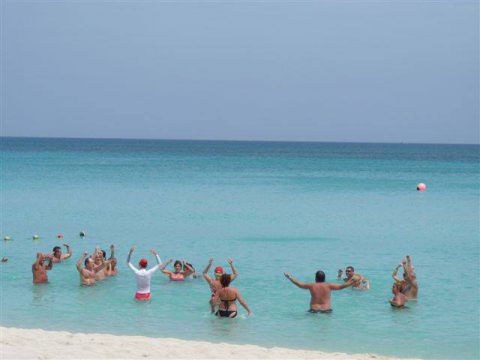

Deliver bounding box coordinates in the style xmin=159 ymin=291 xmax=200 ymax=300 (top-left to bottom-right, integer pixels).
xmin=139 ymin=258 xmax=148 ymax=268
xmin=214 ymin=266 xmax=224 ymax=274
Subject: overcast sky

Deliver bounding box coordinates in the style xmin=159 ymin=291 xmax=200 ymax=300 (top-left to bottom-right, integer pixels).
xmin=2 ymin=0 xmax=478 ymax=144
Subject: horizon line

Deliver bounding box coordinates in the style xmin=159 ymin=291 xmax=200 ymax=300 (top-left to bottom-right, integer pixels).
xmin=1 ymin=135 xmax=479 ymax=146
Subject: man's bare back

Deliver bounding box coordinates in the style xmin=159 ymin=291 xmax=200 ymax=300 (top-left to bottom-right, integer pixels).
xmin=285 ymin=271 xmax=354 ymax=312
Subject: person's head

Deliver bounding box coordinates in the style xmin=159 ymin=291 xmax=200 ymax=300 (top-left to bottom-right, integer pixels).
xmin=345 ymin=266 xmax=355 ymax=279
xmin=315 ymin=270 xmax=326 ymax=283
xmin=392 ymin=282 xmax=402 ymax=295
xmin=52 ymin=246 xmax=62 ymax=258
xmin=139 ymin=258 xmax=148 ymax=269
xmin=174 ymin=260 xmax=182 ymax=272
xmin=220 ymin=273 xmax=232 ymax=288
xmin=84 ymin=257 xmax=94 ymax=270
xmin=214 ymin=266 xmax=224 ymax=279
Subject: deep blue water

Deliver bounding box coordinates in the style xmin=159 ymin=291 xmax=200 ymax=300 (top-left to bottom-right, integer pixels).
xmin=1 ymin=137 xmax=479 ymax=359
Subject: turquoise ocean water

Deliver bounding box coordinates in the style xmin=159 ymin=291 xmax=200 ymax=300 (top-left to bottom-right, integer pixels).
xmin=0 ymin=138 xmax=479 ymax=359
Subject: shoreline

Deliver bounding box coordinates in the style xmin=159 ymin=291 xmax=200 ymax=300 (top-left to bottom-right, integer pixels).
xmin=0 ymin=326 xmax=421 ymax=360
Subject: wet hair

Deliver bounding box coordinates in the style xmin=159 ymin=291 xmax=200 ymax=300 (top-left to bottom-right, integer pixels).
xmin=53 ymin=246 xmax=61 ymax=253
xmin=84 ymin=257 xmax=92 ymax=267
xmin=346 ymin=266 xmax=355 ymax=272
xmin=220 ymin=274 xmax=232 ymax=288
xmin=184 ymin=262 xmax=194 ymax=271
xmin=315 ymin=270 xmax=326 ymax=283
xmin=174 ymin=260 xmax=182 ymax=268
xmin=101 ymin=250 xmax=106 ymax=259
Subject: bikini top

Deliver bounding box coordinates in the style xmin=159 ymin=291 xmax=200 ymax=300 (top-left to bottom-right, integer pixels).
xmin=170 ymin=272 xmax=185 ymax=281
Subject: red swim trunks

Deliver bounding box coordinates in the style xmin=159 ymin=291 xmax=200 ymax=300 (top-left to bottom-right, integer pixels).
xmin=135 ymin=292 xmax=151 ymax=300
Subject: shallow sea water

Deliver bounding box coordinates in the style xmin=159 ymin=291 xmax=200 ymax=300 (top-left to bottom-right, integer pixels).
xmin=0 ymin=138 xmax=479 ymax=359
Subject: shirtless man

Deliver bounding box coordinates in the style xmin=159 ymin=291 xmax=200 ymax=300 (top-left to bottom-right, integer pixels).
xmin=392 ymin=256 xmax=418 ymax=300
xmin=284 ymin=271 xmax=354 ymax=313
xmin=76 ymin=252 xmax=106 ymax=286
xmin=92 ymin=246 xmax=113 ymax=281
xmin=51 ymin=244 xmax=72 ymax=263
xmin=32 ymin=253 xmax=53 ymax=284
xmin=203 ymin=258 xmax=238 ymax=313
xmin=344 ymin=266 xmax=370 ymax=289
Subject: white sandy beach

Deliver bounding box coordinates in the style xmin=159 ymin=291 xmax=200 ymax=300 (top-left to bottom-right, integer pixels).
xmin=0 ymin=326 xmax=420 ymax=360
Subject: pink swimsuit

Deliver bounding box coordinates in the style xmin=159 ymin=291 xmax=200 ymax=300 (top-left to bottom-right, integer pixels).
xmin=170 ymin=272 xmax=185 ymax=282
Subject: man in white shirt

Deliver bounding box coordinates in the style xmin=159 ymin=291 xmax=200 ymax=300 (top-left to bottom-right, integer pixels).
xmin=127 ymin=246 xmax=162 ymax=300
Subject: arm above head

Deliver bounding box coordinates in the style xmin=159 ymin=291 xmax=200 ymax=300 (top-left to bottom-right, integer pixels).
xmin=147 ymin=250 xmax=162 ymax=273
xmin=182 ymin=261 xmax=194 ymax=276
xmin=63 ymin=244 xmax=72 ymax=259
xmin=284 ymin=273 xmax=312 ymax=290
xmin=228 ymin=258 xmax=238 ymax=281
xmin=45 ymin=255 xmax=53 ymax=270
xmin=34 ymin=253 xmax=43 ymax=269
xmin=161 ymin=258 xmax=173 ymax=274
xmin=127 ymin=247 xmax=138 ymax=272
xmin=392 ymin=264 xmax=403 ymax=283
xmin=109 ymin=244 xmax=115 ymax=260
xmin=77 ymin=252 xmax=88 ymax=272
xmin=203 ymin=259 xmax=214 ymax=284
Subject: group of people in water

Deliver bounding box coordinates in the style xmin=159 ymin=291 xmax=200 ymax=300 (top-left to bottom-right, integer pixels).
xmin=31 ymin=243 xmax=418 ymax=317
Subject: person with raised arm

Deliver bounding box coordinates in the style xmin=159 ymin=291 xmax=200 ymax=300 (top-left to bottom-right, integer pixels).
xmin=76 ymin=252 xmax=103 ymax=286
xmin=160 ymin=259 xmax=193 ymax=281
xmin=343 ymin=266 xmax=370 ymax=290
xmin=389 ymin=282 xmax=408 ymax=308
xmin=216 ymin=274 xmax=251 ymax=318
xmin=400 ymin=255 xmax=418 ymax=300
xmin=106 ymin=244 xmax=118 ymax=276
xmin=92 ymin=246 xmax=111 ymax=281
xmin=203 ymin=258 xmax=238 ymax=313
xmin=51 ymin=244 xmax=72 ymax=263
xmin=32 ymin=253 xmax=53 ymax=284
xmin=284 ymin=270 xmax=355 ymax=313
xmin=127 ymin=246 xmax=162 ymax=300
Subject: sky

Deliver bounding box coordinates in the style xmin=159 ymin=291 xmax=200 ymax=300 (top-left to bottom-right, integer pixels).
xmin=1 ymin=0 xmax=478 ymax=144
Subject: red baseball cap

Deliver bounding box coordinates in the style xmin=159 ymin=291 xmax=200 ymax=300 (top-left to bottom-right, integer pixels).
xmin=214 ymin=266 xmax=224 ymax=274
xmin=139 ymin=258 xmax=148 ymax=268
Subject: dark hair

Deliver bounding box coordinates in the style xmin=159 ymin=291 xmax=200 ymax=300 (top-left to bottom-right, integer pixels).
xmin=101 ymin=250 xmax=106 ymax=258
xmin=315 ymin=271 xmax=326 ymax=283
xmin=53 ymin=246 xmax=61 ymax=253
xmin=174 ymin=260 xmax=182 ymax=268
xmin=184 ymin=262 xmax=194 ymax=271
xmin=346 ymin=266 xmax=355 ymax=272
xmin=220 ymin=273 xmax=232 ymax=287
xmin=84 ymin=257 xmax=92 ymax=266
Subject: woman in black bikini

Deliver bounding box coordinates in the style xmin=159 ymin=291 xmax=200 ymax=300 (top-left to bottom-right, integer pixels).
xmin=216 ymin=274 xmax=251 ymax=318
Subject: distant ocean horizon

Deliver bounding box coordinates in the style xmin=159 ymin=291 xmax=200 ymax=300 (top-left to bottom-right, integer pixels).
xmin=2 ymin=135 xmax=479 ymax=146
xmin=1 ymin=137 xmax=479 ymax=359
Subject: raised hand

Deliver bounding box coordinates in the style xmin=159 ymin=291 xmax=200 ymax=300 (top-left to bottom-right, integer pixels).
xmin=227 ymin=258 xmax=233 ymax=264
xmin=150 ymin=249 xmax=157 ymax=255
xmin=284 ymin=272 xmax=291 ymax=279
xmin=110 ymin=244 xmax=115 ymax=250
xmin=130 ymin=246 xmax=136 ymax=252
xmin=63 ymin=243 xmax=69 ymax=247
